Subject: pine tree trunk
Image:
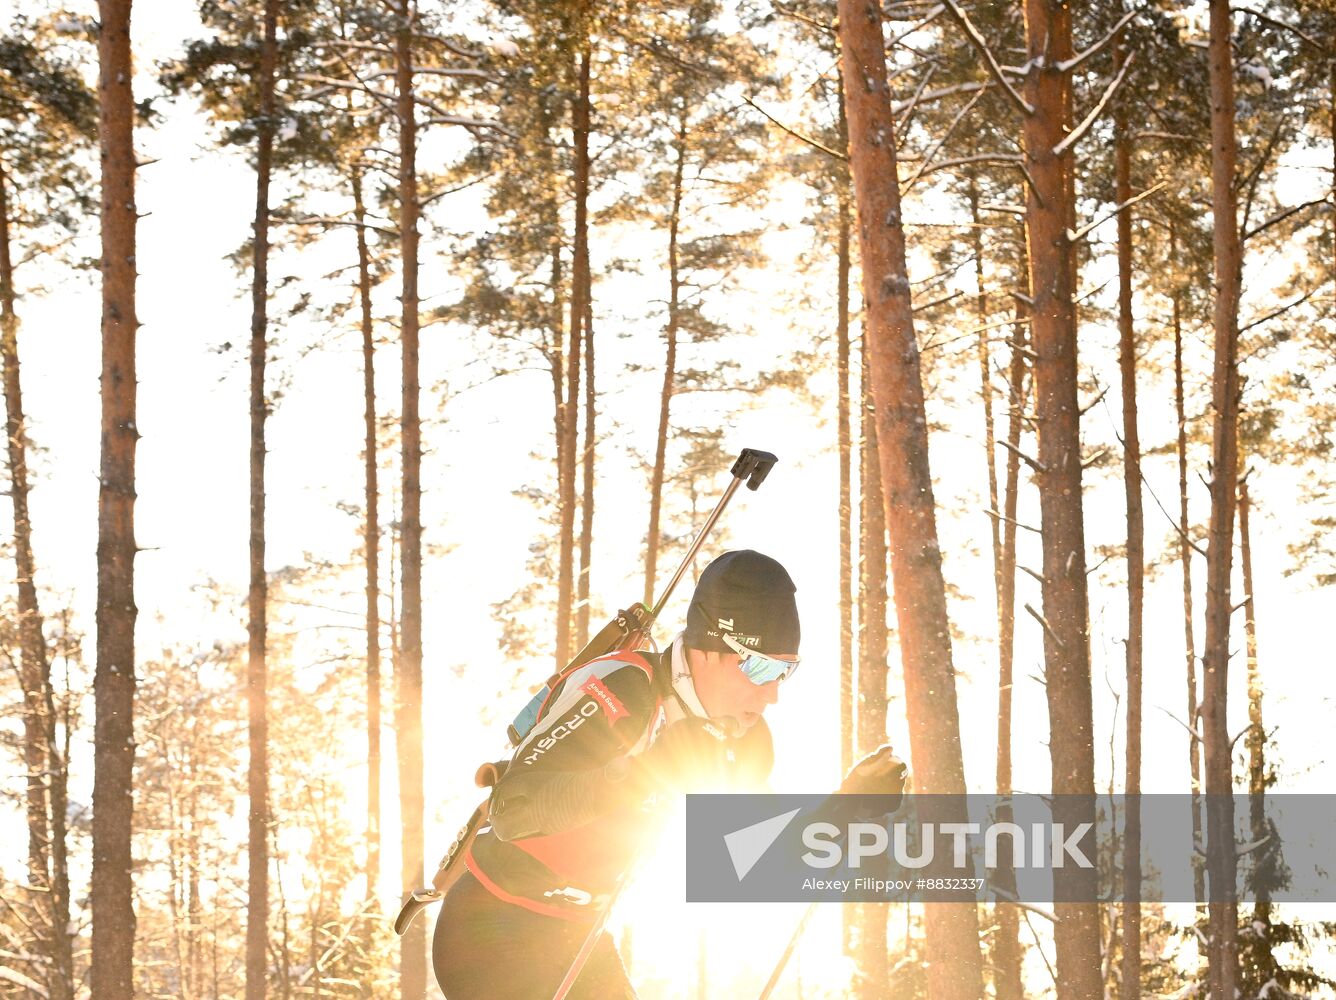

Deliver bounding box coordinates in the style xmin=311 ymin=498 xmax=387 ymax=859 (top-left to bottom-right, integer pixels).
xmin=836 ymin=159 xmax=856 ymax=965
xmin=1202 ymin=2 xmax=1243 ymax=993
xmin=92 ymin=1 xmax=139 ymax=995
xmin=0 ymin=159 xmax=59 ymax=991
xmin=993 ymin=289 xmax=1029 ymax=1000
xmin=644 ymin=118 xmax=687 ymax=607
xmin=558 ymin=44 xmax=590 ymax=666
xmin=550 ymin=241 xmax=565 ymax=557
xmin=395 ymin=3 xmax=426 ymax=995
xmin=246 ymin=4 xmax=279 ymax=997
xmin=1171 ymin=221 xmax=1205 ymax=907
xmin=836 ymin=88 xmax=854 ymax=784
xmin=577 ymin=288 xmax=595 ymax=647
xmin=1020 ymin=3 xmax=1102 ymax=996
xmin=837 ymin=2 xmax=984 ymax=995
xmin=353 ymin=171 xmax=381 ymax=901
xmin=967 ymin=177 xmax=1001 ymax=604
xmin=1237 ymin=476 xmax=1275 ymax=982
xmin=1115 ymin=104 xmax=1145 ymax=1000
xmin=856 ymin=335 xmax=888 ymax=998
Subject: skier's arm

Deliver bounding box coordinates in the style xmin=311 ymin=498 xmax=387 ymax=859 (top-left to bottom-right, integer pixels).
xmin=489 ymin=663 xmax=657 ymax=842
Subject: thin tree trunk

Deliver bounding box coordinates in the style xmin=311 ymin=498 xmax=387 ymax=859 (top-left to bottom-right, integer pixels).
xmin=1115 ymin=101 xmax=1144 ymax=1000
xmin=644 ymin=117 xmax=687 ymax=608
xmin=577 ymin=285 xmax=595 ymax=647
xmin=92 ymin=1 xmax=139 ymax=995
xmin=837 ymin=3 xmax=984 ymax=996
xmin=246 ymin=4 xmax=279 ymax=997
xmin=836 ymin=87 xmax=854 ymax=783
xmin=1171 ymin=221 xmax=1204 ymax=908
xmin=550 ymin=240 xmax=565 ymax=565
xmin=395 ymin=3 xmax=426 ymax=995
xmin=993 ymin=285 xmax=1029 ymax=1000
xmin=353 ymin=171 xmax=381 ymax=902
xmin=857 ymin=334 xmax=888 ymax=998
xmin=558 ymin=43 xmax=590 ymax=666
xmin=967 ymin=177 xmax=1001 ymax=604
xmin=1237 ymin=476 xmax=1275 ymax=976
xmin=1202 ymin=2 xmax=1243 ymax=994
xmin=1020 ymin=1 xmax=1102 ymax=995
xmin=836 ymin=156 xmax=856 ymax=965
xmin=0 ymin=160 xmax=59 ymax=991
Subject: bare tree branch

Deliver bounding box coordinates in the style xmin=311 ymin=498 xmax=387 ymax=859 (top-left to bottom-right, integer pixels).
xmin=903 ymin=86 xmax=987 ymax=191
xmin=741 ymin=95 xmax=846 ymax=160
xmin=1241 ymin=197 xmax=1330 ymax=243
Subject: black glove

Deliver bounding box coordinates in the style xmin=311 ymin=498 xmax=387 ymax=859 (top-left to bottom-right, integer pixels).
xmin=839 ymin=744 xmax=908 ymax=806
xmin=633 ymin=717 xmax=735 ymax=791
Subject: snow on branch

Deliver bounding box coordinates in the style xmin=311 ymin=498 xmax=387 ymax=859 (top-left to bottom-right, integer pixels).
xmin=1052 ymin=51 xmax=1135 ymax=157
xmin=940 ymin=0 xmax=1034 ymax=115
xmin=1065 ymin=180 xmax=1166 ymax=242
xmin=889 ymin=79 xmax=987 ymax=115
xmin=886 ymin=4 xmax=946 ymax=50
xmin=1057 ymin=9 xmax=1137 ymax=73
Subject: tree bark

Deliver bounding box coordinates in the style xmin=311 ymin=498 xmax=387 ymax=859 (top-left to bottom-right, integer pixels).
xmin=395 ymin=3 xmax=426 ymax=995
xmin=92 ymin=1 xmax=139 ymax=995
xmin=352 ymin=170 xmax=381 ymax=901
xmin=1171 ymin=220 xmax=1204 ymax=907
xmin=1115 ymin=100 xmax=1144 ymax=1000
xmin=837 ymin=2 xmax=984 ymax=996
xmin=558 ymin=43 xmax=590 ymax=666
xmin=644 ymin=116 xmax=687 ymax=608
xmin=1202 ymin=2 xmax=1243 ymax=994
xmin=1020 ymin=2 xmax=1101 ymax=995
xmin=856 ymin=331 xmax=888 ymax=997
xmin=246 ymin=3 xmax=279 ymax=997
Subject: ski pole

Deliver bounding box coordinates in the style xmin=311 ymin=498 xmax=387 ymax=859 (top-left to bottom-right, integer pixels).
xmin=756 ymin=901 xmax=818 ymax=1000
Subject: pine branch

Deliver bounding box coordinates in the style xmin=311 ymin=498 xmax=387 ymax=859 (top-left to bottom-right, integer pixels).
xmin=999 ymin=439 xmax=1046 ymax=474
xmin=1052 ymin=51 xmax=1135 ymax=157
xmin=1057 ymin=9 xmax=1138 ymax=73
xmin=1024 ymin=603 xmax=1064 ymax=648
xmin=940 ymin=0 xmax=1034 ymax=115
xmin=1238 ymin=288 xmax=1320 ymax=333
xmin=1066 ymin=181 xmax=1167 ymax=242
xmin=1241 ymin=197 xmax=1330 ymax=242
xmin=741 ymin=95 xmax=846 ymax=161
xmin=903 ymin=86 xmax=987 ymax=191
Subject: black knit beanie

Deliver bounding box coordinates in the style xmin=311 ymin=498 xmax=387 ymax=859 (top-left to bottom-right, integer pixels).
xmin=685 ymin=550 xmax=800 ymax=655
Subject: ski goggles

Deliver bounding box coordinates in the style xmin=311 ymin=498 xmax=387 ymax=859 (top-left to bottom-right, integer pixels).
xmin=721 ymin=633 xmax=800 ymax=685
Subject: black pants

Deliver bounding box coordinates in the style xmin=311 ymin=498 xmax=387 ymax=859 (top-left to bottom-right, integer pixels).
xmin=432 ymin=869 xmax=636 ymax=1000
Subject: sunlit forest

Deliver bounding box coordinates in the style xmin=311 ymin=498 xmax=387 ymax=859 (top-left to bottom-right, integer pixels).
xmin=1 ymin=0 xmax=1334 ymax=997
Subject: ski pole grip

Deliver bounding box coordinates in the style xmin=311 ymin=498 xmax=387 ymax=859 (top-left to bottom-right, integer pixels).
xmin=731 ymin=448 xmax=778 ymax=491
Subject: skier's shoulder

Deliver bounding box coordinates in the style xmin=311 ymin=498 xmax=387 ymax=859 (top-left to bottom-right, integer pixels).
xmin=565 ymin=649 xmax=665 ymax=719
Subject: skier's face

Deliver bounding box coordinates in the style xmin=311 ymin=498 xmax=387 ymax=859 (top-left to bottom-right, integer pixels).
xmin=688 ymin=646 xmax=793 ymax=729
